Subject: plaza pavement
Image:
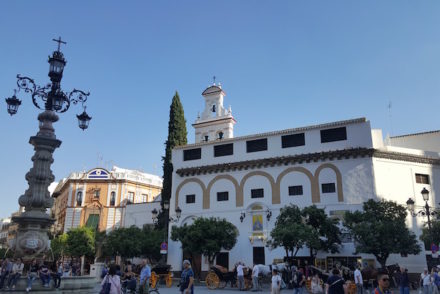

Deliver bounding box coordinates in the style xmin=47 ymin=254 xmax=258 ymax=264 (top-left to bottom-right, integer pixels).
xmin=91 ymin=283 xmax=421 ymax=294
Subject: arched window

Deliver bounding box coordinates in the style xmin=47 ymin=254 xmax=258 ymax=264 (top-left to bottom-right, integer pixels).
xmin=110 ymin=192 xmax=116 ymax=206
xmin=76 ymin=191 xmax=82 ymax=206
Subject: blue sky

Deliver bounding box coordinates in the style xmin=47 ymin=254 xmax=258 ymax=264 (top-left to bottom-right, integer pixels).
xmin=0 ymin=1 xmax=439 ymax=217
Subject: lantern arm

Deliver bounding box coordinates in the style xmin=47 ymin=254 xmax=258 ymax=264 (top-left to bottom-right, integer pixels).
xmin=17 ymin=75 xmax=52 ymax=110
xmin=16 ymin=75 xmax=37 ymax=94
xmin=31 ymin=85 xmax=51 ymax=110
xmin=68 ymin=88 xmax=90 ymax=106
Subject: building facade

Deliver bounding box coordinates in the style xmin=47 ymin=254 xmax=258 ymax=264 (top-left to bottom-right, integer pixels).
xmin=167 ymin=84 xmax=439 ymax=273
xmin=52 ymin=166 xmax=162 ymax=233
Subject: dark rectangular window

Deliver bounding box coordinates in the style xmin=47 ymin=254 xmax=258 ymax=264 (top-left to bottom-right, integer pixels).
xmin=320 ymin=127 xmax=347 ymax=143
xmin=288 ymin=185 xmax=303 ymax=196
xmin=214 ymin=143 xmax=233 ymax=157
xmin=322 ymin=183 xmax=336 ymax=193
xmin=246 ymin=138 xmax=268 ymax=153
xmin=415 ymin=173 xmax=430 ymax=184
xmin=217 ymin=192 xmax=229 ymax=202
xmin=282 ymin=133 xmax=305 ymax=148
xmin=186 ymin=194 xmax=195 ymax=204
xmin=183 ymin=148 xmax=201 ymax=161
xmin=251 ymin=189 xmax=264 ymax=198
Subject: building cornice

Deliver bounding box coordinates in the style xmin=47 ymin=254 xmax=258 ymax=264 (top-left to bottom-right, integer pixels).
xmin=175 ymin=148 xmax=440 ymax=177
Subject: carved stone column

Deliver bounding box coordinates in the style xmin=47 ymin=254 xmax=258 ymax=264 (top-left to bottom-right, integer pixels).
xmin=10 ymin=110 xmax=61 ymax=259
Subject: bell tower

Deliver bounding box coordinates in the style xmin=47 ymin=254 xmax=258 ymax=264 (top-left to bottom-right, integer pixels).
xmin=193 ymin=82 xmax=236 ymax=143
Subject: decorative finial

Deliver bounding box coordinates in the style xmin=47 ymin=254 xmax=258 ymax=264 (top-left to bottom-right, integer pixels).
xmin=52 ymin=36 xmax=67 ymax=52
xmin=213 ymin=75 xmax=216 ymax=85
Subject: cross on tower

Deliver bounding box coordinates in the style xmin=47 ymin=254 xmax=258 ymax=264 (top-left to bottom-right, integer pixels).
xmin=52 ymin=36 xmax=67 ymax=52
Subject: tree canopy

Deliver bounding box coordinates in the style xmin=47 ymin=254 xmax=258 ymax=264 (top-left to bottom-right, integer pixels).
xmin=102 ymin=226 xmax=164 ymax=262
xmin=51 ymin=233 xmax=68 ymax=261
xmin=419 ymin=220 xmax=440 ymax=250
xmin=66 ymin=227 xmax=95 ymax=258
xmin=171 ymin=217 xmax=238 ymax=265
xmin=302 ymin=205 xmax=342 ymax=257
xmin=268 ymin=204 xmax=341 ymax=260
xmin=344 ymin=199 xmax=421 ymax=268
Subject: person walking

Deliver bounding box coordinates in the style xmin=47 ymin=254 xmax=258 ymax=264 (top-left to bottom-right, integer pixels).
xmin=139 ymin=259 xmax=151 ymax=294
xmin=271 ymin=269 xmax=282 ymax=294
xmin=237 ymin=262 xmax=245 ymax=291
xmin=430 ymin=269 xmax=439 ymax=294
xmin=101 ymin=264 xmax=121 ymax=294
xmin=422 ymin=268 xmax=432 ymax=294
xmin=311 ymin=273 xmax=324 ymax=294
xmin=292 ymin=267 xmax=306 ymax=294
xmin=354 ymin=265 xmax=363 ymax=294
xmin=7 ymin=258 xmax=23 ymax=290
xmin=180 ymin=260 xmax=194 ymax=294
xmin=251 ymin=264 xmax=260 ymax=292
xmin=325 ymin=269 xmax=345 ymax=294
xmin=396 ymin=266 xmax=409 ymax=294
xmin=374 ymin=271 xmax=392 ymax=294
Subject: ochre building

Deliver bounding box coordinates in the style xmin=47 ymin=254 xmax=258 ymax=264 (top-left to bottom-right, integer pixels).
xmin=52 ymin=166 xmax=162 ymax=233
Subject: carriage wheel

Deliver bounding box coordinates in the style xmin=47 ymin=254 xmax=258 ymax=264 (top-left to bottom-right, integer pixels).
xmin=166 ymin=273 xmax=173 ymax=288
xmin=150 ymin=272 xmax=158 ymax=289
xmin=206 ymin=272 xmax=220 ymax=289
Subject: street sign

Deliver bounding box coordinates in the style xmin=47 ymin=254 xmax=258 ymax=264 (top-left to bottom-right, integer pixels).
xmin=160 ymin=242 xmax=168 ymax=254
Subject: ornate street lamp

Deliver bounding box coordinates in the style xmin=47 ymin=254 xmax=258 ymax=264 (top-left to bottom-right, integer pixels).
xmin=407 ymin=188 xmax=439 ymax=231
xmin=4 ymin=38 xmax=92 ymax=260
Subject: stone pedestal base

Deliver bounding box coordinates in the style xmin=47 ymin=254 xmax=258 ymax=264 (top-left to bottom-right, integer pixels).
xmin=10 ymin=213 xmax=54 ymax=260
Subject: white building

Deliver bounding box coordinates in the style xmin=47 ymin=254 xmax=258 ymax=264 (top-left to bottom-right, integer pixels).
xmin=167 ymin=84 xmax=439 ymax=273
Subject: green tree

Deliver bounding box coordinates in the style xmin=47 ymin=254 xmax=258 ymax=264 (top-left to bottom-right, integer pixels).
xmin=103 ymin=226 xmax=143 ymax=259
xmin=268 ymin=204 xmax=313 ymax=258
xmin=66 ymin=227 xmax=95 ymax=258
xmin=419 ymin=221 xmax=440 ymax=250
xmin=160 ymin=92 xmax=188 ymax=228
xmin=140 ymin=226 xmax=165 ymax=262
xmin=171 ymin=217 xmax=238 ymax=266
xmin=344 ymin=199 xmax=421 ymax=268
xmin=302 ymin=205 xmax=342 ymax=259
xmin=51 ymin=233 xmax=68 ymax=261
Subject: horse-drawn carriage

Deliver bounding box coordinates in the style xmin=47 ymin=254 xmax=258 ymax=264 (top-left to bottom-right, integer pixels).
xmin=150 ymin=264 xmax=173 ymax=288
xmin=205 ymin=265 xmax=254 ymax=290
xmin=205 ymin=265 xmax=237 ymax=289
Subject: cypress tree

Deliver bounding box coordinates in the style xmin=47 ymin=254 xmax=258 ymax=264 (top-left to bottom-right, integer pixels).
xmin=159 ymin=92 xmax=187 ymax=228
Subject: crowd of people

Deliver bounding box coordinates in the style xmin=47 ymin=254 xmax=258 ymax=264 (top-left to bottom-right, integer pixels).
xmin=0 ymin=257 xmax=82 ymax=292
xmin=99 ymin=258 xmax=195 ymax=294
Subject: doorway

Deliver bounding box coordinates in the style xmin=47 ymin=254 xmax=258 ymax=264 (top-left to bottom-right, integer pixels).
xmin=253 ymin=247 xmax=265 ymax=265
xmin=216 ymin=252 xmax=229 ymax=269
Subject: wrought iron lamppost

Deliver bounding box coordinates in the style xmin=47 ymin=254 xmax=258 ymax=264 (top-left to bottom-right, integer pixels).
xmin=406 ymin=187 xmax=439 ymax=231
xmin=4 ymin=37 xmax=92 ymax=259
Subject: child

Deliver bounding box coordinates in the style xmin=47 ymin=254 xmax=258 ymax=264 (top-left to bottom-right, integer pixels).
xmin=272 ymin=269 xmax=282 ymax=294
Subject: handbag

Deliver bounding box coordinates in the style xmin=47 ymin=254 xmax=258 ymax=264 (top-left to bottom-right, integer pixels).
xmin=100 ymin=275 xmax=111 ymax=294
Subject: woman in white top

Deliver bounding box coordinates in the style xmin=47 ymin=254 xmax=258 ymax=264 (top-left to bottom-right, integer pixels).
xmin=271 ymin=269 xmax=282 ymax=294
xmin=311 ymin=273 xmax=324 ymax=294
xmin=101 ymin=265 xmax=121 ymax=294
xmin=421 ymin=268 xmax=432 ymax=294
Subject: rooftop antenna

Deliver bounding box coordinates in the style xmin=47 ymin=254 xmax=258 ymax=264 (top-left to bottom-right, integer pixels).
xmin=388 ymin=100 xmax=394 ymax=137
